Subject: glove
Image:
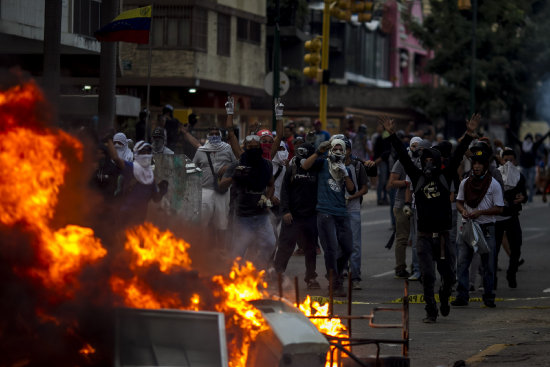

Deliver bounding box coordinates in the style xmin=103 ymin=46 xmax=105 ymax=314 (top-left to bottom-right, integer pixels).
xmin=275 ymin=98 xmax=284 ymax=120
xmin=225 ymin=96 xmax=234 ymax=115
xmin=316 ymin=141 xmax=331 ymax=155
xmin=403 ymin=202 xmax=412 ymax=217
xmin=337 ymin=162 xmax=348 ymax=177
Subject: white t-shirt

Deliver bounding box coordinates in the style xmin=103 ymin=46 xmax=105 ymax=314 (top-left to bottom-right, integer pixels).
xmin=456 ymin=177 xmax=504 ymax=224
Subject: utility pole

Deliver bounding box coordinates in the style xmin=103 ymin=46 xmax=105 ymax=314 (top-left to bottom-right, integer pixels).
xmin=43 ymin=0 xmax=62 ymax=123
xmin=98 ymin=0 xmax=119 ymax=132
xmin=272 ymin=0 xmax=281 ymax=131
xmin=319 ymin=0 xmax=332 ymax=130
xmin=469 ymin=0 xmax=478 ymax=117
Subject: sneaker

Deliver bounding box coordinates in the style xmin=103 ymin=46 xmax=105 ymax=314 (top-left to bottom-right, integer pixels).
xmin=422 ymin=315 xmax=437 ymax=323
xmin=483 ymin=299 xmax=496 ymax=308
xmin=507 ymin=271 xmax=517 ymax=288
xmin=306 ymin=279 xmax=321 ymax=290
xmin=408 ymin=272 xmax=421 ymax=281
xmin=451 ymin=298 xmax=469 ymax=307
xmin=352 ymin=281 xmax=362 ymax=290
xmin=394 ymin=270 xmax=410 ymax=279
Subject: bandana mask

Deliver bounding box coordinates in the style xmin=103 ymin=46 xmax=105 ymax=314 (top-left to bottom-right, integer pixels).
xmin=135 ymin=154 xmax=152 ymax=168
xmin=261 ymin=143 xmax=273 ymax=160
xmin=207 ymin=135 xmax=222 ymax=144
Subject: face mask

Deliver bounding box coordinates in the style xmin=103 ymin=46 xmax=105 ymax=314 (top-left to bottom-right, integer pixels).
xmin=260 ymin=143 xmax=272 ymax=160
xmin=246 ymin=147 xmax=263 ymax=162
xmin=207 ymin=135 xmax=222 ymax=144
xmin=412 ymin=150 xmax=420 ymax=158
xmin=276 ymin=150 xmax=289 ymax=162
xmin=135 ymin=154 xmax=152 ymax=168
xmin=328 ymin=150 xmax=344 ymax=163
xmin=423 ymin=161 xmax=434 ymax=176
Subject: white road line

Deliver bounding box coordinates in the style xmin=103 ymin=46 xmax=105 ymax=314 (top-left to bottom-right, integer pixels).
xmin=543 ymin=288 xmax=550 ymax=293
xmin=524 ymin=233 xmax=545 ymax=241
xmin=522 ymin=227 xmax=548 ymax=231
xmin=361 ymin=219 xmax=391 ymax=227
xmin=371 ymin=270 xmax=395 ymax=278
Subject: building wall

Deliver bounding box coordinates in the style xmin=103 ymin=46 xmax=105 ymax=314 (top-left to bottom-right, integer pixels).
xmin=119 ymin=2 xmax=266 ymax=91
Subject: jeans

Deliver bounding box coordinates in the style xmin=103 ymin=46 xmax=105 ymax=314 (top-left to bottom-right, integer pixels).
xmin=456 ymin=223 xmax=496 ymax=302
xmin=409 ymin=208 xmax=420 ymax=274
xmin=317 ymin=213 xmax=353 ymax=287
xmin=495 ymin=216 xmax=523 ymax=275
xmin=377 ymin=161 xmax=389 ymax=203
xmin=231 ymin=214 xmax=276 ymax=270
xmin=273 ymin=215 xmax=318 ymax=282
xmin=417 ymin=231 xmax=456 ymax=316
xmin=393 ymin=207 xmax=410 ymax=272
xmin=521 ymin=166 xmax=536 ymax=203
xmin=348 ymin=211 xmax=362 ymax=281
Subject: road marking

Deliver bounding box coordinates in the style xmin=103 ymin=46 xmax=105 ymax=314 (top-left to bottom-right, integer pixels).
xmin=361 ymin=219 xmax=391 ymax=227
xmin=522 ymin=227 xmax=548 ymax=231
xmin=371 ymin=270 xmax=395 ymax=278
xmin=388 ymin=294 xmax=550 ymax=304
xmin=465 ymin=343 xmax=513 ymax=364
xmin=543 ymin=288 xmax=550 ymax=293
xmin=524 ymin=233 xmax=544 ymax=241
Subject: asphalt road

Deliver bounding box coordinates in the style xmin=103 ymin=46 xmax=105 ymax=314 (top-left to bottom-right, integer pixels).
xmin=280 ymin=195 xmax=550 ymax=367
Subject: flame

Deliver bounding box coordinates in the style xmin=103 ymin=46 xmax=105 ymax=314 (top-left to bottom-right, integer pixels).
xmin=79 ymin=343 xmax=96 ymax=356
xmin=298 ymin=296 xmax=348 ymax=367
xmin=124 ymin=223 xmax=192 ymax=272
xmin=212 ymin=260 xmax=270 ymax=367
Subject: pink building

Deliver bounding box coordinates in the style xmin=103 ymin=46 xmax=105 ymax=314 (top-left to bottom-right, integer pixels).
xmin=383 ymin=0 xmax=433 ymax=87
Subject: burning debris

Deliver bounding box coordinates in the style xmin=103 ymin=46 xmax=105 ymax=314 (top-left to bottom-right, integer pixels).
xmin=0 ymin=79 xmax=350 ymax=367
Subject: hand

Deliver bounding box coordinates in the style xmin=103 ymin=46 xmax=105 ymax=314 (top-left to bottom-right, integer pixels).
xmin=217 ymin=164 xmax=230 ymax=179
xmin=403 ymin=203 xmax=412 ymax=217
xmin=466 ymin=113 xmax=481 ymax=135
xmin=317 ymin=141 xmax=331 ymax=154
xmin=378 ymin=115 xmax=395 ymax=134
xmin=337 ymin=162 xmax=348 ymax=176
xmin=275 ymin=98 xmax=284 ymax=120
xmin=283 ymin=213 xmax=293 ymax=225
xmin=461 ymin=209 xmax=470 ymax=219
xmin=364 ymin=160 xmax=376 ymax=169
xmin=225 ymin=96 xmax=234 ymax=115
xmin=468 ymin=210 xmax=481 ymax=219
xmin=513 ymin=193 xmax=525 ymax=204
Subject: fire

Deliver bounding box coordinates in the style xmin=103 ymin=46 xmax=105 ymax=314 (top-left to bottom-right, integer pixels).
xmin=124 ymin=222 xmax=192 ymax=272
xmin=212 ymin=260 xmax=270 ymax=367
xmin=79 ymin=343 xmax=96 ymax=356
xmin=298 ymin=296 xmax=348 ymax=367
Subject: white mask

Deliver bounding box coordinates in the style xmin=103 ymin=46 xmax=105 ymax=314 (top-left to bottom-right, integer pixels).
xmin=276 ymin=150 xmax=289 ymax=161
xmin=135 ymin=154 xmax=152 ymax=168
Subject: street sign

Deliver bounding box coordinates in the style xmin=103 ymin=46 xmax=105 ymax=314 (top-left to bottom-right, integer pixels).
xmin=264 ymin=71 xmax=290 ymax=96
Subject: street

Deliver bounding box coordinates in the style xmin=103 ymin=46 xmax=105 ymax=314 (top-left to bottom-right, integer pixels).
xmin=282 ymin=194 xmax=550 ymax=367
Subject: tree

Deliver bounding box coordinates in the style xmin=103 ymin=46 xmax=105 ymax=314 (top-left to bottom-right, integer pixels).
xmin=267 ymin=0 xmax=309 ymax=29
xmin=404 ymin=0 xmax=550 ymax=136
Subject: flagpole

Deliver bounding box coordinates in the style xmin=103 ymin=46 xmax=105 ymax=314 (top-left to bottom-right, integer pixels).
xmin=145 ymin=2 xmax=154 ymax=142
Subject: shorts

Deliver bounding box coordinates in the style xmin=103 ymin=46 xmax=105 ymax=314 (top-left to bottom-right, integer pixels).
xmin=201 ymin=188 xmax=230 ymax=230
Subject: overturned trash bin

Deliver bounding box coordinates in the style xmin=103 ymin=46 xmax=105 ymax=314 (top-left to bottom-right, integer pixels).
xmin=247 ymin=299 xmax=329 ymax=367
xmin=115 ymin=308 xmax=227 ymax=367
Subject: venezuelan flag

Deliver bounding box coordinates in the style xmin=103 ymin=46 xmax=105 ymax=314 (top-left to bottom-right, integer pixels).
xmin=94 ymin=5 xmax=151 ymax=44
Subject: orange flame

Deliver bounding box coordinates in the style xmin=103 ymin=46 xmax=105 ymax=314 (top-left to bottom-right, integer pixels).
xmin=212 ymin=261 xmax=270 ymax=367
xmin=79 ymin=343 xmax=96 ymax=356
xmin=298 ymin=296 xmax=348 ymax=367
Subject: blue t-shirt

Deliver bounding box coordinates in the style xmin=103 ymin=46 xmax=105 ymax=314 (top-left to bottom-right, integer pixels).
xmin=119 ymin=161 xmax=158 ymax=224
xmin=316 ymin=159 xmax=348 ymax=216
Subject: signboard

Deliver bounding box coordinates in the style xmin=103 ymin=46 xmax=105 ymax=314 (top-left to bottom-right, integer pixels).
xmin=264 ymin=71 xmax=290 ymax=96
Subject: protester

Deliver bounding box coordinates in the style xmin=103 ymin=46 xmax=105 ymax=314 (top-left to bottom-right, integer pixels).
xmin=161 ymin=104 xmax=179 ymax=151
xmin=373 ymin=123 xmax=391 ymax=206
xmin=380 ymin=113 xmax=478 ymax=323
xmin=312 ymin=120 xmax=331 ymax=149
xmin=151 ymin=127 xmax=174 ymax=155
xmin=273 ymin=143 xmax=321 ymax=289
xmin=135 ymin=108 xmax=148 ymax=142
xmin=193 ymin=126 xmax=237 ymax=249
xmin=454 ymin=142 xmax=504 ymax=308
xmin=495 ymin=148 xmax=527 ymax=288
xmin=302 ymin=138 xmax=356 ymax=297
xmin=113 ymin=132 xmax=134 ymax=162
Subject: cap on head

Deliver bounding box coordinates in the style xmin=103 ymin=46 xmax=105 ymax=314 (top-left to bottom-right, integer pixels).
xmin=133 ymin=140 xmax=152 ymax=154
xmin=256 ymin=129 xmax=273 ymax=138
xmin=420 ymin=148 xmax=442 ymax=170
xmin=152 ymin=127 xmax=165 ymax=138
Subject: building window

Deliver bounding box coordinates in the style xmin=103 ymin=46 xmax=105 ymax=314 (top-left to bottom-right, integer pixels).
xmin=236 ymin=17 xmax=261 ymax=44
xmin=345 ymin=24 xmax=389 ymax=81
xmin=73 ymin=0 xmax=101 ymax=37
xmin=217 ymin=13 xmax=231 ymax=56
xmin=151 ymin=6 xmax=207 ymax=51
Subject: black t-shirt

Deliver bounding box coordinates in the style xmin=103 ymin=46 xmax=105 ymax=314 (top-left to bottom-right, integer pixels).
xmin=224 ymin=159 xmax=273 ymax=217
xmin=280 ymin=158 xmax=320 ymax=218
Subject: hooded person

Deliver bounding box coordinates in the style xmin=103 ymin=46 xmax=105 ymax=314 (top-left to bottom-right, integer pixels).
xmin=380 ymin=114 xmax=479 ymax=323
xmin=151 ymin=127 xmax=174 ymax=155
xmin=113 ymin=132 xmax=134 ymax=162
xmin=271 ymin=141 xmax=289 ymax=209
xmin=106 ymin=139 xmax=168 ymax=230
xmin=300 ymin=139 xmax=356 ymax=297
xmin=219 ymin=134 xmax=276 ymax=271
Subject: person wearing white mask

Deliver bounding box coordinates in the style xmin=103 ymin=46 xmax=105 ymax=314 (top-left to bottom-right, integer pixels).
xmin=107 ymin=139 xmax=168 ymax=229
xmin=495 ymin=148 xmax=527 ymax=288
xmin=193 ymin=127 xmax=237 ymax=249
xmin=113 ymin=132 xmax=134 ymax=162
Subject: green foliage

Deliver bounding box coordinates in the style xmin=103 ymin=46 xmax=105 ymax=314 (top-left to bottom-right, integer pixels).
xmin=267 ymin=0 xmax=309 ymax=29
xmin=404 ymin=0 xmax=550 ymax=127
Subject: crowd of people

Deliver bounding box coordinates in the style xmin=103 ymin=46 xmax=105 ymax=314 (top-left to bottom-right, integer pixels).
xmin=90 ymin=97 xmax=550 ymax=323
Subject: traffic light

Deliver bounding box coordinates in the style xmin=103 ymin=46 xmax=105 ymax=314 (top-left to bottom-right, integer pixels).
xmin=303 ymin=37 xmax=322 ymax=80
xmin=356 ymin=1 xmax=374 ymax=22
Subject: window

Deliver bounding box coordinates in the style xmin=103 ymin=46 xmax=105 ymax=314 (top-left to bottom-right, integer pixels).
xmin=151 ymin=6 xmax=207 ymax=51
xmin=217 ymin=13 xmax=230 ymax=56
xmin=236 ymin=17 xmax=261 ymax=44
xmin=345 ymin=24 xmax=389 ymax=81
xmin=73 ymin=0 xmax=101 ymax=37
